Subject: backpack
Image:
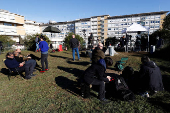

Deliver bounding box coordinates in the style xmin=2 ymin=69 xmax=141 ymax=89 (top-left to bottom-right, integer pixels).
xmin=110 ymin=76 xmax=135 ymax=101
xmin=121 ymin=66 xmax=134 ymax=84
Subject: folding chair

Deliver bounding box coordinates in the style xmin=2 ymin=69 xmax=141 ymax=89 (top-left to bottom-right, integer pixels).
xmin=114 ymin=57 xmax=128 ymax=71
xmin=3 ymin=59 xmax=24 ymax=80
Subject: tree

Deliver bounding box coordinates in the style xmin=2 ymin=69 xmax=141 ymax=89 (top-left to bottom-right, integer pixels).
xmin=0 ymin=35 xmax=15 ymax=47
xmin=163 ymin=13 xmax=170 ymax=31
xmin=24 ymin=33 xmax=51 ymax=51
xmin=63 ymin=32 xmax=85 ymax=50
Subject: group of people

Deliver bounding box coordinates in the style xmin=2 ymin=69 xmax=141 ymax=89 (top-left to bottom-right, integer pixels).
xmin=4 ymin=34 xmax=164 ymax=103
xmin=5 ymin=36 xmax=49 ymax=79
xmin=81 ymin=42 xmax=164 ymax=103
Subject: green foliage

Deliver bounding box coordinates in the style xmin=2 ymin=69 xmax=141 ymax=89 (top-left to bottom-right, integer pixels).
xmin=150 ymin=29 xmax=170 ymax=44
xmin=105 ymin=37 xmax=119 ymax=46
xmin=163 ymin=13 xmax=170 ymax=30
xmin=63 ymin=32 xmax=85 ymax=50
xmin=24 ymin=33 xmax=51 ymax=49
xmin=0 ymin=35 xmax=15 ymax=47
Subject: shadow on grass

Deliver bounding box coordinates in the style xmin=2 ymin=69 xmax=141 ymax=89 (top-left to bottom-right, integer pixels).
xmin=57 ymin=66 xmax=84 ymax=78
xmin=50 ymin=54 xmax=68 ymax=59
xmin=55 ymin=76 xmax=80 ymax=96
xmin=66 ymin=60 xmax=90 ymax=66
xmin=147 ymin=94 xmax=170 ymax=112
xmin=0 ymin=68 xmax=9 ymax=75
xmin=162 ymin=74 xmax=170 ymax=93
xmin=63 ymin=52 xmax=70 ymax=54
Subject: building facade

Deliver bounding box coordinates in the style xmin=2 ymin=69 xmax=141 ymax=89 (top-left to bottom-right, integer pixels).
xmin=107 ymin=11 xmax=168 ymax=38
xmin=0 ymin=9 xmax=169 ymax=48
xmin=24 ymin=20 xmax=41 ymax=35
xmin=0 ymin=9 xmax=25 ymax=43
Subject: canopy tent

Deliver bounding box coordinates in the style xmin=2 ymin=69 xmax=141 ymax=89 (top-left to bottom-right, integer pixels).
xmin=122 ymin=23 xmax=148 ymax=33
xmin=121 ymin=23 xmax=150 ymax=52
xmin=43 ymin=26 xmax=61 ymax=33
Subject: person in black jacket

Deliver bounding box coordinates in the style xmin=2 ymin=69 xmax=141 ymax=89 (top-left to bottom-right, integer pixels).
xmin=82 ymin=57 xmax=113 ymax=102
xmin=69 ymin=34 xmax=80 ymax=61
xmin=91 ymin=43 xmax=105 ymax=64
xmin=138 ymin=56 xmax=164 ymax=95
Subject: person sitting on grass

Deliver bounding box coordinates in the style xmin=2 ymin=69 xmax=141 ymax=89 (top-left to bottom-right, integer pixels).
xmin=13 ymin=51 xmax=36 ymax=70
xmin=82 ymin=57 xmax=113 ymax=103
xmin=15 ymin=48 xmax=41 ymax=67
xmin=4 ymin=52 xmax=36 ymax=80
xmin=138 ymin=56 xmax=164 ymax=97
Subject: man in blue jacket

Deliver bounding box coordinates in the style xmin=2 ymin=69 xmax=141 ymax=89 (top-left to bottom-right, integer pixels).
xmin=39 ymin=36 xmax=49 ymax=73
xmin=4 ymin=52 xmax=35 ymax=79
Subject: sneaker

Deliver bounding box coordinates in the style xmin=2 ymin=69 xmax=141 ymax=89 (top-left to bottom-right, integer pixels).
xmin=30 ymin=74 xmax=36 ymax=77
xmin=40 ymin=71 xmax=45 ymax=73
xmin=45 ymin=69 xmax=49 ymax=71
xmin=72 ymin=59 xmax=75 ymax=61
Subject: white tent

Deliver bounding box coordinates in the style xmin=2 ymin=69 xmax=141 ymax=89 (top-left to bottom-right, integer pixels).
xmin=122 ymin=23 xmax=148 ymax=33
xmin=121 ymin=23 xmax=150 ymax=52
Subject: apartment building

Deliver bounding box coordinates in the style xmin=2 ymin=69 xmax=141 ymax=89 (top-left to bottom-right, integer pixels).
xmin=0 ymin=9 xmax=25 ymax=43
xmin=75 ymin=18 xmax=91 ymax=45
xmin=90 ymin=15 xmax=110 ymax=43
xmin=107 ymin=11 xmax=168 ymax=38
xmin=0 ymin=9 xmax=169 ymax=48
xmin=24 ymin=20 xmax=41 ymax=35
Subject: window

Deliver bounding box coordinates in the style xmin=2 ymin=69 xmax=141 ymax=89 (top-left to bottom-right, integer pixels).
xmin=4 ymin=23 xmax=12 ymax=26
xmin=108 ymin=28 xmax=111 ymax=30
xmin=128 ymin=19 xmax=131 ymax=21
xmin=124 ymin=19 xmax=126 ymax=21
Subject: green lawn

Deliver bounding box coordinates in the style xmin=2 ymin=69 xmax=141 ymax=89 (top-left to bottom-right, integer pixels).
xmin=0 ymin=50 xmax=170 ymax=113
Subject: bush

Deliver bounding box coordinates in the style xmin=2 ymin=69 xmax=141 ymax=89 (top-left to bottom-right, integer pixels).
xmin=0 ymin=35 xmax=15 ymax=47
xmin=24 ymin=33 xmax=51 ymax=51
xmin=63 ymin=33 xmax=85 ymax=50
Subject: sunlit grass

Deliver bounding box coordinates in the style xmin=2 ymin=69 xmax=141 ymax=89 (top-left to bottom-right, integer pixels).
xmin=0 ymin=50 xmax=170 ymax=112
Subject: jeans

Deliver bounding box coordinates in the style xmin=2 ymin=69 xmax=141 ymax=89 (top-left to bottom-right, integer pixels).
xmin=26 ymin=59 xmax=36 ymax=68
xmin=16 ymin=63 xmax=34 ymax=78
xmin=41 ymin=53 xmax=48 ymax=71
xmin=91 ymin=79 xmax=105 ymax=100
xmin=72 ymin=48 xmax=80 ymax=60
xmin=36 ymin=43 xmax=39 ymax=51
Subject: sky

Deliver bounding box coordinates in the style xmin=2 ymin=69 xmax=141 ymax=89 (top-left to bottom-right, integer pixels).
xmin=0 ymin=0 xmax=170 ymax=23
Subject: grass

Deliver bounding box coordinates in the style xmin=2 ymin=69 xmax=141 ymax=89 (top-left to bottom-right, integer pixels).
xmin=0 ymin=50 xmax=170 ymax=113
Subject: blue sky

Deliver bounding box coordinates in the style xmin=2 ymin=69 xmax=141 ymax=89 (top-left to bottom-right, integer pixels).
xmin=0 ymin=0 xmax=169 ymax=23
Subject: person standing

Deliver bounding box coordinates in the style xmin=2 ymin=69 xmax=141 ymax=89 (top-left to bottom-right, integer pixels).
xmin=39 ymin=36 xmax=49 ymax=73
xmin=35 ymin=35 xmax=40 ymax=52
xmin=69 ymin=34 xmax=80 ymax=61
